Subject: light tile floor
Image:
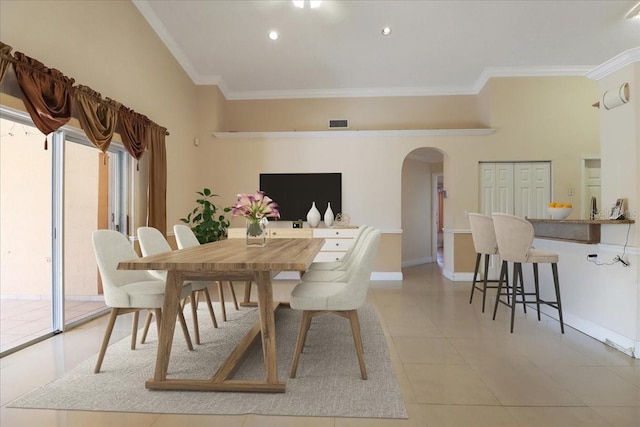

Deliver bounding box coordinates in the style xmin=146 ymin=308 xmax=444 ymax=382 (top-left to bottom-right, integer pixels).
xmin=1 ymin=263 xmax=639 ymax=426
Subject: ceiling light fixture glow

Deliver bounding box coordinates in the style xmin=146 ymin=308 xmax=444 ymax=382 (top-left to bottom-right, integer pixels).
xmin=268 ymin=31 xmax=279 ymax=40
xmin=382 ymin=27 xmax=392 ymax=36
xmin=626 ymin=2 xmax=640 ymax=19
xmin=292 ymin=0 xmax=322 ymax=9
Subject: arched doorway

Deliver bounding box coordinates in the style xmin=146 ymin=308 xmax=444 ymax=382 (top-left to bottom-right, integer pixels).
xmin=401 ymin=147 xmax=445 ymax=269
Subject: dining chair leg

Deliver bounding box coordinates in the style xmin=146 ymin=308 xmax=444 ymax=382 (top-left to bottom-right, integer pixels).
xmin=94 ymin=308 xmax=119 ymax=373
xmin=217 ymin=281 xmax=228 ymax=321
xmin=347 ymin=310 xmax=367 ymax=380
xmin=189 ymin=291 xmax=201 ymax=345
xmin=202 ymin=287 xmax=219 ymax=328
xmin=228 ymin=281 xmax=240 ymax=310
xmin=130 ymin=310 xmax=140 ymax=350
xmin=140 ymin=310 xmax=153 ymax=344
xmin=177 ymin=306 xmax=194 ymax=351
xmin=290 ymin=310 xmax=313 ymax=378
xmin=243 ymin=281 xmax=252 ymax=304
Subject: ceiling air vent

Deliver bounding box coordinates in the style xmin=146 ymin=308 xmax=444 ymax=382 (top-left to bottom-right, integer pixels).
xmin=328 ymin=119 xmax=349 ymax=129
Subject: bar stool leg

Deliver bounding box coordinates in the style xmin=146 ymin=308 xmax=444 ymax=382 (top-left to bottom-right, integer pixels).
xmin=532 ymin=263 xmax=541 ymax=321
xmin=470 ymin=253 xmax=481 ymax=304
xmin=481 ymin=254 xmax=491 ymax=312
xmin=493 ymin=260 xmax=508 ymax=320
xmin=552 ymin=263 xmax=565 ymax=334
xmin=517 ymin=265 xmax=526 ymax=314
xmin=510 ymin=263 xmax=521 ymax=333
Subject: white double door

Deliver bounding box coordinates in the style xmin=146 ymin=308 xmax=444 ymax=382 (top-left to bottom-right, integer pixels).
xmin=479 ymin=161 xmax=551 ymax=278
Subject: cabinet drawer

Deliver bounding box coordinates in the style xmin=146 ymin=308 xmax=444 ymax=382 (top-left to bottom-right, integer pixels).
xmin=313 ymin=228 xmax=359 ymax=238
xmin=321 ymin=239 xmax=352 ymax=251
xmin=313 ymin=252 xmax=346 ymax=263
xmin=269 ymin=228 xmax=313 ymax=238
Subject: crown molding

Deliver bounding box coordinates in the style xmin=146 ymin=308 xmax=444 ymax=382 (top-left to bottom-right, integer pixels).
xmin=585 ymin=48 xmax=640 ymax=81
xmin=213 ymin=129 xmax=495 ymax=139
xmin=473 ymin=65 xmax=594 ymax=93
xmin=132 ymin=0 xmax=202 ymax=84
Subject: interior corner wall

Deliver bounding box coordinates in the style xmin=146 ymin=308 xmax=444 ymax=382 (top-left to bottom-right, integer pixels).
xmin=0 ymin=0 xmax=200 ymax=235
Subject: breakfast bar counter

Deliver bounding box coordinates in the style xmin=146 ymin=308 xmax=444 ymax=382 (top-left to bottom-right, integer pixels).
xmin=527 ymin=218 xmax=635 ymax=244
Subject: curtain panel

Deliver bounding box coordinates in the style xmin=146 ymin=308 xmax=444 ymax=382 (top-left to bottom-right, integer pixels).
xmin=118 ymin=106 xmax=149 ymax=169
xmin=147 ymin=125 xmax=167 ymax=235
xmin=12 ymin=52 xmax=75 ymax=149
xmin=0 ymin=42 xmax=12 ymax=83
xmin=74 ymin=85 xmax=121 ymax=154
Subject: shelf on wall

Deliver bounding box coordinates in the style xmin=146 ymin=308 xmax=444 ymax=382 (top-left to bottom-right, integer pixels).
xmin=212 ymin=128 xmax=496 ymax=139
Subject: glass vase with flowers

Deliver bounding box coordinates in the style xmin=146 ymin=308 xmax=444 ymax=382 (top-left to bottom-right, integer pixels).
xmin=231 ymin=191 xmax=280 ymax=246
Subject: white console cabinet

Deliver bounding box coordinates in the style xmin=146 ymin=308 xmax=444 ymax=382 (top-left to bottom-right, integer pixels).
xmin=227 ymin=226 xmax=359 ymax=263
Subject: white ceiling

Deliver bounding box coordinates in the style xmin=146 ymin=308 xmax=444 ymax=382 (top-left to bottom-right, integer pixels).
xmin=135 ymin=1 xmax=640 ymax=100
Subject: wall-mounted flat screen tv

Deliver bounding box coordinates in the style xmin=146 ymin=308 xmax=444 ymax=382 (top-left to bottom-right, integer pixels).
xmin=259 ymin=173 xmax=342 ymax=221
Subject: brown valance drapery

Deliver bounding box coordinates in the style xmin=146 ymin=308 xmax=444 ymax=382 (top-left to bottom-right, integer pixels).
xmin=118 ymin=106 xmax=149 ymax=170
xmin=2 ymin=40 xmax=169 ymax=234
xmin=12 ymin=52 xmax=75 ymax=149
xmin=0 ymin=42 xmax=12 ymax=83
xmin=147 ymin=124 xmax=167 ymax=235
xmin=74 ymin=85 xmax=121 ymax=155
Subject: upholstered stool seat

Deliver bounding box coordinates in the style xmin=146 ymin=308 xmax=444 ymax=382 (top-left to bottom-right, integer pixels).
xmin=491 ymin=213 xmax=565 ymax=334
xmin=468 ymin=213 xmax=505 ymax=312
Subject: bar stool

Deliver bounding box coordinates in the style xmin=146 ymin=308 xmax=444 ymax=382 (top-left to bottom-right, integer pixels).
xmin=491 ymin=213 xmax=565 ymax=333
xmin=468 ymin=213 xmax=504 ymax=312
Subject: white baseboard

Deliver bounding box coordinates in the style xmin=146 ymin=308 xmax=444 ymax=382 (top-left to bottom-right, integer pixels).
xmin=442 ymin=269 xmax=474 ymax=282
xmin=559 ymin=311 xmax=638 ymax=359
xmin=371 ymin=272 xmax=403 ymax=281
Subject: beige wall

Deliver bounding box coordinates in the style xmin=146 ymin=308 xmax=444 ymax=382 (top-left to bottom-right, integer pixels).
xmin=0 ymin=0 xmax=200 ymax=235
xmin=225 ymin=95 xmax=481 ymax=132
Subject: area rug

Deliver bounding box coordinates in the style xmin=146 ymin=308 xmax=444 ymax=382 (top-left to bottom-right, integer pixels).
xmin=9 ymin=303 xmax=407 ymax=419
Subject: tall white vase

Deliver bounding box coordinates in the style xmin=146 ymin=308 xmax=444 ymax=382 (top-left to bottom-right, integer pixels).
xmin=306 ymin=201 xmax=321 ymax=228
xmin=324 ymin=202 xmax=334 ymax=227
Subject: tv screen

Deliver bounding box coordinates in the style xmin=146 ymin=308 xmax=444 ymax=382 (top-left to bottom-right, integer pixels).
xmin=259 ymin=173 xmax=342 ymax=222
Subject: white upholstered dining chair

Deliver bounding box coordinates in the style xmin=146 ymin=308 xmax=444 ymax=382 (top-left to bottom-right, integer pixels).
xmin=289 ymin=228 xmax=381 ymax=380
xmin=92 ymin=229 xmax=193 ymax=373
xmin=173 ymin=224 xmax=240 ymax=321
xmin=137 ymin=226 xmax=219 ymax=345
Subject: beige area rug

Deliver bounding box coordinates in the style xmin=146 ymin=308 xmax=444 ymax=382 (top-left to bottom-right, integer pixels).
xmin=9 ymin=303 xmax=407 ymax=419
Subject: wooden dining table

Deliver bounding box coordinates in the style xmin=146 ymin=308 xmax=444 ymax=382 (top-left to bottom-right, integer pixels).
xmin=118 ymin=237 xmax=324 ymax=393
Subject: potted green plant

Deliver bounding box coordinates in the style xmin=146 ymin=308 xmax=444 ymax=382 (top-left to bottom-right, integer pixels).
xmin=180 ymin=188 xmax=231 ymax=243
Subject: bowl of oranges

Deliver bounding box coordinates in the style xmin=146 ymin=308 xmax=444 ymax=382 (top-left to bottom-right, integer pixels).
xmin=547 ymin=202 xmax=573 ymax=220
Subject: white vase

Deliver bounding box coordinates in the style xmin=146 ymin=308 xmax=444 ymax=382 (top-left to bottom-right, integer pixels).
xmin=324 ymin=202 xmax=334 ymax=227
xmin=306 ymin=202 xmax=321 ymax=228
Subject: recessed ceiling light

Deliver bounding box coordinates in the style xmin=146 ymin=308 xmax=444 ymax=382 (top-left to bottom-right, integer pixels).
xmin=381 ymin=27 xmax=392 ymax=36
xmin=268 ymin=31 xmax=279 ymax=40
xmin=293 ymin=0 xmax=322 ymax=9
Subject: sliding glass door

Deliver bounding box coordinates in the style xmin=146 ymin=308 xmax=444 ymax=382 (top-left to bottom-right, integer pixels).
xmin=0 ymin=109 xmax=129 ymax=355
